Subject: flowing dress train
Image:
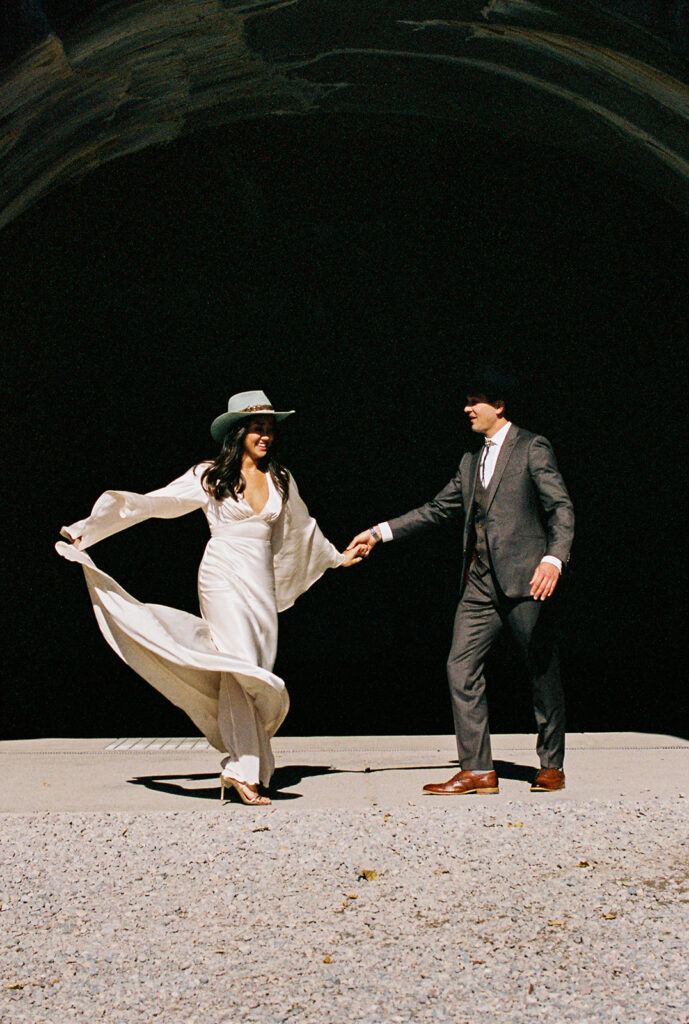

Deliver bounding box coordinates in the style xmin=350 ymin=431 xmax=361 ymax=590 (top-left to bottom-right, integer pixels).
xmin=56 ymin=465 xmax=343 ymax=785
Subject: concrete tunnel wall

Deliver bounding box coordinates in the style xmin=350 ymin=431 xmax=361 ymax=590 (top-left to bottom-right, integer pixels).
xmin=2 ymin=0 xmax=689 ymax=229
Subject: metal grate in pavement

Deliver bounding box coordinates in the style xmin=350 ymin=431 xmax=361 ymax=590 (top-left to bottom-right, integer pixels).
xmin=105 ymin=738 xmax=214 ymax=751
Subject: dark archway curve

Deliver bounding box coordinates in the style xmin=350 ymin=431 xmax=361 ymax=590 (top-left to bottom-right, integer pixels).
xmin=2 ymin=0 xmax=689 ymax=229
xmin=2 ymin=1 xmax=688 ymax=741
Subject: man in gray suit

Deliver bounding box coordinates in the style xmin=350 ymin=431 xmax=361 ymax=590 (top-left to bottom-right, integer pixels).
xmin=348 ymin=377 xmax=574 ymax=794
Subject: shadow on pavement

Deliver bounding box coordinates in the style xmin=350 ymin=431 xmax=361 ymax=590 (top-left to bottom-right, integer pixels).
xmin=128 ymin=772 xmax=223 ymax=802
xmin=128 ymin=765 xmax=337 ymax=802
xmin=493 ymin=760 xmax=539 ymax=783
xmin=127 ymin=760 xmax=538 ymax=802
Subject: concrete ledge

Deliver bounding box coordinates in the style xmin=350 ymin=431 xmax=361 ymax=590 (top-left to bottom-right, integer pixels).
xmin=1 ymin=733 xmax=687 ymax=811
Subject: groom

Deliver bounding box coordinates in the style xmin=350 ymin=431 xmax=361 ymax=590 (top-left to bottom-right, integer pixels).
xmin=348 ymin=373 xmax=575 ymax=794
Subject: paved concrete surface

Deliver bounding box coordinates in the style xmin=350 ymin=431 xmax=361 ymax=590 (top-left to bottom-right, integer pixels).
xmin=2 ymin=733 xmax=688 ymax=1023
xmin=1 ymin=733 xmax=687 ymax=811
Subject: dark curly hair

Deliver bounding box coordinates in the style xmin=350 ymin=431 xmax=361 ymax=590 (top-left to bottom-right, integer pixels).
xmin=199 ymin=418 xmax=290 ymax=503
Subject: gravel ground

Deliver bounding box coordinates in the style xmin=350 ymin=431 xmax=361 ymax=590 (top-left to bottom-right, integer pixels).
xmin=1 ymin=801 xmax=687 ymax=1024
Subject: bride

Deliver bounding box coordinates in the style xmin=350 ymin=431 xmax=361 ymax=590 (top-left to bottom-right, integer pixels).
xmin=56 ymin=390 xmax=366 ymax=806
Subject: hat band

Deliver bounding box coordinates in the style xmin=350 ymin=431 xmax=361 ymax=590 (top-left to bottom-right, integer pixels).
xmin=240 ymin=405 xmax=275 ymax=414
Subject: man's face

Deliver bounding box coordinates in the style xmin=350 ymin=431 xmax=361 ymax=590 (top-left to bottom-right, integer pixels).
xmin=464 ymin=395 xmax=505 ymax=437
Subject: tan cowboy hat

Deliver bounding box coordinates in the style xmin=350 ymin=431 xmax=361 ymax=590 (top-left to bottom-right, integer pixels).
xmin=210 ymin=390 xmax=295 ymax=443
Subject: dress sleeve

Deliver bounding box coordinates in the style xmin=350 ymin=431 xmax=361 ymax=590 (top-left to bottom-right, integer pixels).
xmin=271 ymin=474 xmax=344 ymax=612
xmin=59 ymin=464 xmax=209 ymax=551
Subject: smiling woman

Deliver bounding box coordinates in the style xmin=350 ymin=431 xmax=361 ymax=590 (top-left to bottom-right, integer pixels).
xmin=202 ymin=410 xmax=289 ymax=510
xmin=55 ymin=390 xmax=367 ymax=806
xmin=241 ymin=417 xmax=277 ymax=499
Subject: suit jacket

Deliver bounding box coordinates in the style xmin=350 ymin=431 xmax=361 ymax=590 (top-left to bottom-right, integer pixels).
xmin=387 ymin=424 xmax=575 ymax=599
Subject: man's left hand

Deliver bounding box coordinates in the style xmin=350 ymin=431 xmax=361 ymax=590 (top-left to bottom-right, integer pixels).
xmin=530 ymin=561 xmax=560 ymax=601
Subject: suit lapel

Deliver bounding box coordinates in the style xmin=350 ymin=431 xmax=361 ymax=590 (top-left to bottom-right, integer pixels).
xmin=462 ymin=450 xmax=481 ymax=552
xmin=485 ymin=424 xmax=518 ymax=511
xmin=467 ymin=448 xmax=481 ymax=507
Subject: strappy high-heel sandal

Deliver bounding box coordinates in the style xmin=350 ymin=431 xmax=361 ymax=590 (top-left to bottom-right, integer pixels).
xmin=219 ymin=773 xmax=271 ymax=806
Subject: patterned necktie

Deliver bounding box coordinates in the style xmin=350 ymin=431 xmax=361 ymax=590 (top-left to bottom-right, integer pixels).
xmin=479 ymin=439 xmax=494 ymax=487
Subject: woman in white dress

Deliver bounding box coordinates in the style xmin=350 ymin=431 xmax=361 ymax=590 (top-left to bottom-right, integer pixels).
xmin=57 ymin=390 xmax=366 ymax=806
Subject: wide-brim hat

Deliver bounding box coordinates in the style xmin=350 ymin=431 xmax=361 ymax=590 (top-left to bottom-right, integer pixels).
xmin=210 ymin=390 xmax=294 ymax=443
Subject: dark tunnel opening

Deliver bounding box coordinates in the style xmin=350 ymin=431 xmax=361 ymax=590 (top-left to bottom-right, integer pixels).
xmin=2 ymin=112 xmax=688 ymax=739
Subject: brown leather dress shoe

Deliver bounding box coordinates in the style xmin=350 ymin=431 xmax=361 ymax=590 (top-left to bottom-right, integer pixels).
xmin=531 ymin=767 xmax=565 ymax=791
xmin=423 ymin=769 xmax=499 ymax=796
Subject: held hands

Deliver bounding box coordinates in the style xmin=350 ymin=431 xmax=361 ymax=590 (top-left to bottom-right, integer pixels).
xmin=341 ymin=542 xmax=369 ymax=567
xmin=346 ymin=529 xmax=379 ymax=556
xmin=340 ymin=527 xmax=380 ymax=567
xmin=530 ymin=561 xmax=559 ymax=601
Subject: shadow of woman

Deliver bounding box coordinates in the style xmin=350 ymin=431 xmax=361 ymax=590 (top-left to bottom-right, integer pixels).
xmin=127 ymin=764 xmax=340 ymax=802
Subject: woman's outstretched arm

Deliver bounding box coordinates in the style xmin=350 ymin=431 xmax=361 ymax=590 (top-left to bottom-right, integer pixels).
xmin=60 ymin=464 xmax=208 ymax=550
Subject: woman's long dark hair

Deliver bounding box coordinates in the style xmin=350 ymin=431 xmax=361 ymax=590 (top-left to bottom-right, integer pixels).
xmin=199 ymin=419 xmax=290 ymax=503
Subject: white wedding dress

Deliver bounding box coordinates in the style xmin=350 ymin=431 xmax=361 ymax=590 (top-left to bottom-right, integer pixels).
xmin=56 ymin=464 xmax=344 ymax=786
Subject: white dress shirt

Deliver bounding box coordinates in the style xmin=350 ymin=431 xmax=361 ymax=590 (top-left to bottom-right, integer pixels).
xmin=376 ymin=421 xmax=561 ymax=573
xmin=480 ymin=420 xmax=511 ymax=486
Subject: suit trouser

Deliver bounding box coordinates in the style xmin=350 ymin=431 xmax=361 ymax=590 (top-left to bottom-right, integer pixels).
xmin=447 ymin=559 xmax=566 ymax=771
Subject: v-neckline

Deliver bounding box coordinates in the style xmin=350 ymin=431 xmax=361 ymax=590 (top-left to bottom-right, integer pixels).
xmin=242 ymin=471 xmax=272 ymax=517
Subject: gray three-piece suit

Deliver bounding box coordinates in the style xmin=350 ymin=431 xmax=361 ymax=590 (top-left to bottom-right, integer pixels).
xmin=387 ymin=424 xmax=575 ymax=770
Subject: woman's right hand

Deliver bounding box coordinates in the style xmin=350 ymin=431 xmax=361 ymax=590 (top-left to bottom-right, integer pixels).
xmin=341 ymin=543 xmax=368 ymax=567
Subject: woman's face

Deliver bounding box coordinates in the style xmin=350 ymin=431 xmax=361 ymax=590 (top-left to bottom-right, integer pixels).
xmin=243 ymin=416 xmax=275 ymax=461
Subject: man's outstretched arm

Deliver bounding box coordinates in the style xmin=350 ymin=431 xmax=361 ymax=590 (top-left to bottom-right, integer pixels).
xmin=347 ymin=458 xmax=468 ymax=553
